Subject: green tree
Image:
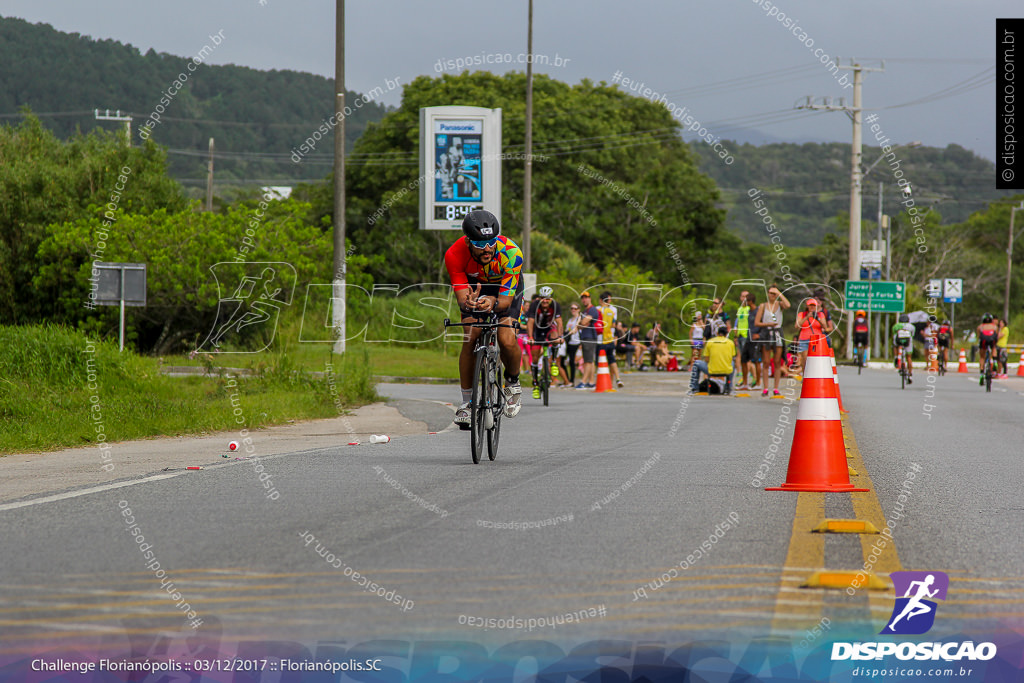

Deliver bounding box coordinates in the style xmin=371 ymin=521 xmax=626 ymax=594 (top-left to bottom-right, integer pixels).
xmin=34 ymin=199 xmax=353 ymax=353
xmin=335 ymin=71 xmax=725 ymax=286
xmin=0 ymin=113 xmax=186 ymax=323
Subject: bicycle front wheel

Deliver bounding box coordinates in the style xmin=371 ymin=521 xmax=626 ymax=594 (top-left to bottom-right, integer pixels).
xmin=470 ymin=349 xmax=488 ymax=464
xmin=542 ymin=355 xmax=550 ymax=406
xmin=487 ymin=360 xmax=502 ymax=461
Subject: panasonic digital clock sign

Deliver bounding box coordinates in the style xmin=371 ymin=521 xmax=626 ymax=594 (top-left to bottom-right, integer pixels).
xmin=419 ymin=106 xmax=502 ymax=230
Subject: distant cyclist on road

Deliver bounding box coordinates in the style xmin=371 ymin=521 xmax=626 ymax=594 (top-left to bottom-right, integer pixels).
xmin=892 ymin=313 xmax=916 ymax=384
xmin=526 ymin=286 xmax=563 ymax=399
xmin=936 ymin=319 xmax=953 ymax=368
xmin=976 ymin=313 xmax=1000 ymax=385
xmin=852 ymin=309 xmax=870 ymax=363
xmin=444 ymin=210 xmax=524 ymax=428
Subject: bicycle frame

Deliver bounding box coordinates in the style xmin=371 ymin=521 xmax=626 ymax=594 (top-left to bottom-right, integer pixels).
xmin=444 ymin=314 xmax=518 ymax=463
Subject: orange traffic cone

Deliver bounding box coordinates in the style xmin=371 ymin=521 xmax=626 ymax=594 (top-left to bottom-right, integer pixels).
xmin=766 ymin=335 xmax=869 ymax=492
xmin=828 ymin=346 xmax=847 ymax=414
xmin=929 ymin=347 xmax=939 ymax=372
xmin=1017 ymin=351 xmax=1024 ymax=377
xmin=594 ymin=349 xmax=613 ymax=393
xmin=957 ymin=348 xmax=968 ymax=373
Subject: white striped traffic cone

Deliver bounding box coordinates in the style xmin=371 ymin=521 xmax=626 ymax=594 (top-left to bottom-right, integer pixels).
xmin=766 ymin=335 xmax=869 ymax=492
xmin=595 ymin=349 xmax=613 ymax=393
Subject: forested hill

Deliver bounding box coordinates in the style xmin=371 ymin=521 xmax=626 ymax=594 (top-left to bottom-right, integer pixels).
xmin=0 ymin=16 xmax=388 ymax=184
xmin=691 ymin=141 xmax=1011 ymax=247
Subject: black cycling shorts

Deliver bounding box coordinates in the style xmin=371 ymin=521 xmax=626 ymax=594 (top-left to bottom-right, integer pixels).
xmin=853 ymin=332 xmax=869 ymax=347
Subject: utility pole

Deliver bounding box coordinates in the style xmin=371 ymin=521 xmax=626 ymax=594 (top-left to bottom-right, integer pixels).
xmin=875 ymin=180 xmax=883 ymax=359
xmin=333 ymin=0 xmax=346 ymax=355
xmin=797 ymin=59 xmax=884 ymax=359
xmin=94 ymin=109 xmax=132 ymax=146
xmin=206 ymin=138 xmax=215 ymax=212
xmin=1006 ymin=202 xmax=1024 ymax=323
xmin=522 ymin=0 xmax=534 ymax=271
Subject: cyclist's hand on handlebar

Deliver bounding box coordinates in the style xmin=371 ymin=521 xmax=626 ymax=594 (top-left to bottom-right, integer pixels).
xmin=475 ymin=295 xmax=495 ymax=313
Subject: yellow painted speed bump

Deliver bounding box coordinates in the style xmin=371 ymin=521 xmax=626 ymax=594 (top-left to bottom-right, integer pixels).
xmin=802 ymin=571 xmax=888 ymax=590
xmin=848 ymin=466 xmax=859 ymax=476
xmin=812 ymin=519 xmax=880 ymax=534
xmin=695 ymin=392 xmax=709 ymax=396
xmin=735 ymin=393 xmax=751 ymax=397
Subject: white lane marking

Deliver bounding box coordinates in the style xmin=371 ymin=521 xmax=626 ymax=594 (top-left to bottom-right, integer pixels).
xmin=0 ymin=474 xmax=184 ymax=512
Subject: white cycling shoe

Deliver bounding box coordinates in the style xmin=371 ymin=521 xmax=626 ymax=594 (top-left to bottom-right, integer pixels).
xmin=453 ymin=401 xmax=471 ymax=430
xmin=502 ymin=381 xmax=522 ymax=417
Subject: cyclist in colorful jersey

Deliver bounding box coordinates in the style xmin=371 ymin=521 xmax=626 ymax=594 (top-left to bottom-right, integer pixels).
xmin=892 ymin=313 xmax=916 ymax=384
xmin=444 ymin=210 xmax=524 ymax=428
xmin=526 ymin=286 xmax=563 ymax=399
xmin=976 ymin=313 xmax=1000 ymax=384
xmin=852 ymin=309 xmax=870 ymax=362
xmin=935 ymin=319 xmax=953 ymax=368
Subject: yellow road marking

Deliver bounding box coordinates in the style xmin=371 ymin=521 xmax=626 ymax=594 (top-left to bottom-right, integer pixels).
xmin=770 ymin=492 xmax=825 ymax=632
xmin=843 ymin=414 xmax=901 ymax=628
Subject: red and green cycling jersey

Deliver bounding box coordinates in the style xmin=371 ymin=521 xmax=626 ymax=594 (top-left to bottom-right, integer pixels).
xmin=444 ymin=236 xmax=524 ymax=297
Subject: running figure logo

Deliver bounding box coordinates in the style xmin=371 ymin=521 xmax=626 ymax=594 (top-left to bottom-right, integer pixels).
xmin=199 ymin=262 xmax=296 ymax=353
xmin=881 ymin=570 xmax=949 ymax=635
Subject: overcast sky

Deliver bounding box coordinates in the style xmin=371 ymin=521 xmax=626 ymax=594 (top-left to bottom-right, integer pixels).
xmin=1 ymin=0 xmax=1010 ymax=162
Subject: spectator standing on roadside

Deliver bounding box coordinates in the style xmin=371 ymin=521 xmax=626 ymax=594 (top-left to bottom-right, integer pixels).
xmin=996 ymin=317 xmax=1010 ymax=377
xmin=707 ymin=297 xmax=732 ymax=337
xmin=795 ymin=298 xmax=832 ymax=374
xmin=813 ymin=287 xmax=835 ymax=348
xmin=690 ymin=311 xmax=705 ymax=366
xmin=597 ymin=292 xmax=624 ymax=388
xmin=755 ymin=284 xmax=791 ymax=397
xmin=576 ymin=291 xmax=601 ymax=389
xmin=564 ymin=302 xmax=582 ymax=387
xmin=734 ymin=290 xmax=761 ymax=390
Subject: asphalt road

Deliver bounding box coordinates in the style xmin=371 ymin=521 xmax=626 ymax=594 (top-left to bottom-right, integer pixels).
xmin=1 ymin=367 xmax=1022 ymax=662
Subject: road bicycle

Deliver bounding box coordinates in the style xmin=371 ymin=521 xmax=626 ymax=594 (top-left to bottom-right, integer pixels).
xmin=937 ymin=345 xmax=947 ymax=376
xmin=444 ymin=313 xmax=517 ymax=463
xmin=854 ymin=343 xmax=866 ymax=375
xmin=531 ymin=339 xmax=562 ymax=407
xmin=896 ymin=344 xmax=909 ymax=390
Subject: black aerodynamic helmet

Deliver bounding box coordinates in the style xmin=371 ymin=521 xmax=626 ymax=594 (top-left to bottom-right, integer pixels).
xmin=462 ymin=210 xmax=500 ymax=242
xmin=982 ymin=313 xmax=993 ymax=323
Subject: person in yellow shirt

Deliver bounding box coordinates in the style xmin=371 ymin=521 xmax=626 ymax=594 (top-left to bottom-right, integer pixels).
xmin=688 ymin=326 xmax=735 ymax=394
xmin=996 ymin=317 xmax=1010 ymax=378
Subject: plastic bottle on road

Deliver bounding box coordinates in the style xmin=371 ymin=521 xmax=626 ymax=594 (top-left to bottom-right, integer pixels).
xmin=369 ymin=435 xmax=390 ymax=444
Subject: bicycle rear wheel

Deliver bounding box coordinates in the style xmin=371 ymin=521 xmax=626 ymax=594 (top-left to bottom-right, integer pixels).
xmin=470 ymin=348 xmax=488 ymax=464
xmin=487 ymin=359 xmax=502 ymax=461
xmin=900 ymin=351 xmax=906 ymax=390
xmin=986 ymin=359 xmax=992 ymax=392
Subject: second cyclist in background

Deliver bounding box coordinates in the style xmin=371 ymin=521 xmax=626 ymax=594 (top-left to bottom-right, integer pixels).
xmin=892 ymin=313 xmax=916 ymax=384
xmin=526 ymin=286 xmax=563 ymax=399
xmin=853 ymin=309 xmax=870 ymax=366
xmin=936 ymin=319 xmax=953 ymax=369
xmin=976 ymin=313 xmax=1000 ymax=385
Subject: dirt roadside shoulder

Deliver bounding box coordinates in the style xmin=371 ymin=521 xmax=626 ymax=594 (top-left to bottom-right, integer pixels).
xmin=0 ymin=398 xmax=455 ymax=505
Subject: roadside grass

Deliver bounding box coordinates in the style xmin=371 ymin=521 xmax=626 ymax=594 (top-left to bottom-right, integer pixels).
xmin=0 ymin=324 xmax=377 ymax=454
